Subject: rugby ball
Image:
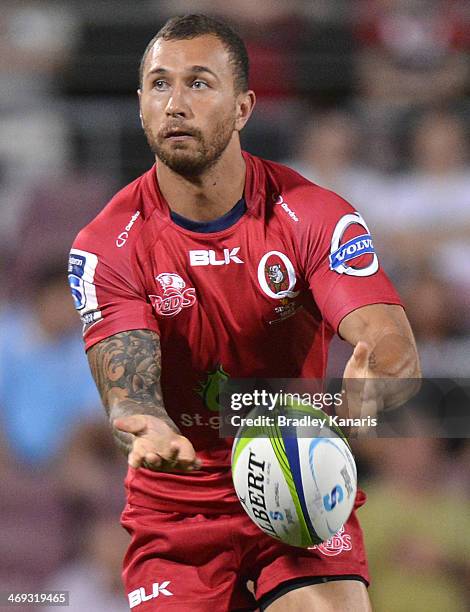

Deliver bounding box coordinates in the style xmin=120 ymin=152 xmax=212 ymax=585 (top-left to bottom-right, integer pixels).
xmin=231 ymin=404 xmax=357 ymax=547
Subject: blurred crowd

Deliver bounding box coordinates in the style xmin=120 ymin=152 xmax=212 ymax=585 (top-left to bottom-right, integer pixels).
xmin=0 ymin=1 xmax=469 ymax=610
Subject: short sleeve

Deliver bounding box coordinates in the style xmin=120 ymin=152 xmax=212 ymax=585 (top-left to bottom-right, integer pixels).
xmin=302 ymin=192 xmax=402 ymax=333
xmin=68 ymin=232 xmax=159 ymax=351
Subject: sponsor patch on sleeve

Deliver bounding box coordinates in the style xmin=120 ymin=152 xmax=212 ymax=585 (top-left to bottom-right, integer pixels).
xmin=68 ymin=249 xmax=102 ymax=332
xmin=329 ymin=213 xmax=379 ymax=277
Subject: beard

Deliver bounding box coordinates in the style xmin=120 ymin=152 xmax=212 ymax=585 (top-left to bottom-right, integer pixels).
xmin=143 ymin=113 xmax=236 ymax=178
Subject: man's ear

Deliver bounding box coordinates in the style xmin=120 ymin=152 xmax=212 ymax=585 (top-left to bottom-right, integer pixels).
xmin=235 ymin=90 xmax=256 ymax=132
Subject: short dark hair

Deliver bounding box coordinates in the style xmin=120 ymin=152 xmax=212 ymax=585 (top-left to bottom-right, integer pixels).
xmin=139 ymin=14 xmax=249 ymax=93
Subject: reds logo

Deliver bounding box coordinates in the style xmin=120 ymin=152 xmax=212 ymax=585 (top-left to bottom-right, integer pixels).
xmin=310 ymin=526 xmax=353 ymax=557
xmin=149 ymin=273 xmax=196 ymax=317
xmin=257 ymin=251 xmax=299 ymax=300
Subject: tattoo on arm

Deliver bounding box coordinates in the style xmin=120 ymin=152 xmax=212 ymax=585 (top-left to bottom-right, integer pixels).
xmin=87 ymin=329 xmax=179 ymax=454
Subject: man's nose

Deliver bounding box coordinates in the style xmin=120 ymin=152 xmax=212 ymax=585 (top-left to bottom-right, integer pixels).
xmin=165 ymin=85 xmax=191 ymax=118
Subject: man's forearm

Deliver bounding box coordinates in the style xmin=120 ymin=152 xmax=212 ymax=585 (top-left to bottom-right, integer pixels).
xmin=367 ymin=333 xmax=421 ymax=409
xmin=367 ymin=332 xmax=420 ymax=378
xmin=87 ymin=329 xmax=178 ymax=456
xmin=341 ymin=306 xmax=422 ymax=422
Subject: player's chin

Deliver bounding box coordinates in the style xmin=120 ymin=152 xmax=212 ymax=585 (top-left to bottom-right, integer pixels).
xmin=162 ymin=152 xmax=208 ymax=176
xmin=162 ymin=144 xmax=199 ymax=163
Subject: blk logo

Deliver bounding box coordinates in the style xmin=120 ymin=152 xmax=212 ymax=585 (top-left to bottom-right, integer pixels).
xmin=128 ymin=581 xmax=173 ymax=608
xmin=189 ymin=247 xmax=243 ymax=266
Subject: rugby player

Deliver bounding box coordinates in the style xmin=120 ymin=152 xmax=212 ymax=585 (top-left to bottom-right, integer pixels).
xmin=68 ymin=14 xmax=420 ymax=611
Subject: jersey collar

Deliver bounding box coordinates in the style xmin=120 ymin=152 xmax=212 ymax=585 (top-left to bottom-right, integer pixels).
xmin=142 ymin=151 xmax=265 ymax=221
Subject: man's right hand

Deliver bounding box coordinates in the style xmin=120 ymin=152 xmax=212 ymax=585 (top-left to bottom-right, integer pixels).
xmin=113 ymin=414 xmax=201 ymax=472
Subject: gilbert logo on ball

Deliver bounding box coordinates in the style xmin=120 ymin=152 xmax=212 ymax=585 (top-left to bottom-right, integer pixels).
xmin=231 ymin=402 xmax=357 ymax=548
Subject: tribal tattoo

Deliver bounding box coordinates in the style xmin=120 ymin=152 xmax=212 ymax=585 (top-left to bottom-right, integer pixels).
xmin=87 ymin=329 xmax=179 ymax=454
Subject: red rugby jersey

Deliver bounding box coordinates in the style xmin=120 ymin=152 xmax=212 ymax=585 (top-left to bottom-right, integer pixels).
xmin=69 ymin=152 xmax=401 ymax=513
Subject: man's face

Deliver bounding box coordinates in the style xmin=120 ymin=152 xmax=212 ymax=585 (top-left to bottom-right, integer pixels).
xmin=139 ymin=34 xmax=240 ymax=177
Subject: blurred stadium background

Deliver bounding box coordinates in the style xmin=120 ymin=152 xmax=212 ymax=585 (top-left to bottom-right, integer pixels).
xmin=0 ymin=1 xmax=469 ymax=610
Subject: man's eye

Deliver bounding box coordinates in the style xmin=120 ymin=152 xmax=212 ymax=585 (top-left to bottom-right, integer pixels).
xmin=192 ymin=80 xmax=208 ymax=89
xmin=154 ymin=80 xmax=168 ymax=90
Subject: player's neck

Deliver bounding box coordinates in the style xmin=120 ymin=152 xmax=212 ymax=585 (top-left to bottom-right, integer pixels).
xmin=156 ymin=140 xmax=246 ymax=222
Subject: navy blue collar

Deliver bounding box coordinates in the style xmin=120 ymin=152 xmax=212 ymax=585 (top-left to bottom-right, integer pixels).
xmin=170 ymin=198 xmax=246 ymax=233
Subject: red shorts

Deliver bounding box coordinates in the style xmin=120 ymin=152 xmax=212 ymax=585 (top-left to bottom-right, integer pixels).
xmin=121 ymin=502 xmax=369 ymax=611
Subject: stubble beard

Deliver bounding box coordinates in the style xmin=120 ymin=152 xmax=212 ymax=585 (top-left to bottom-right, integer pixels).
xmin=144 ymin=114 xmax=236 ymax=179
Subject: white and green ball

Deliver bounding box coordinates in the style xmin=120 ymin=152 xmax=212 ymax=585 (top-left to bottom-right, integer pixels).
xmin=231 ymin=404 xmax=357 ymax=548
